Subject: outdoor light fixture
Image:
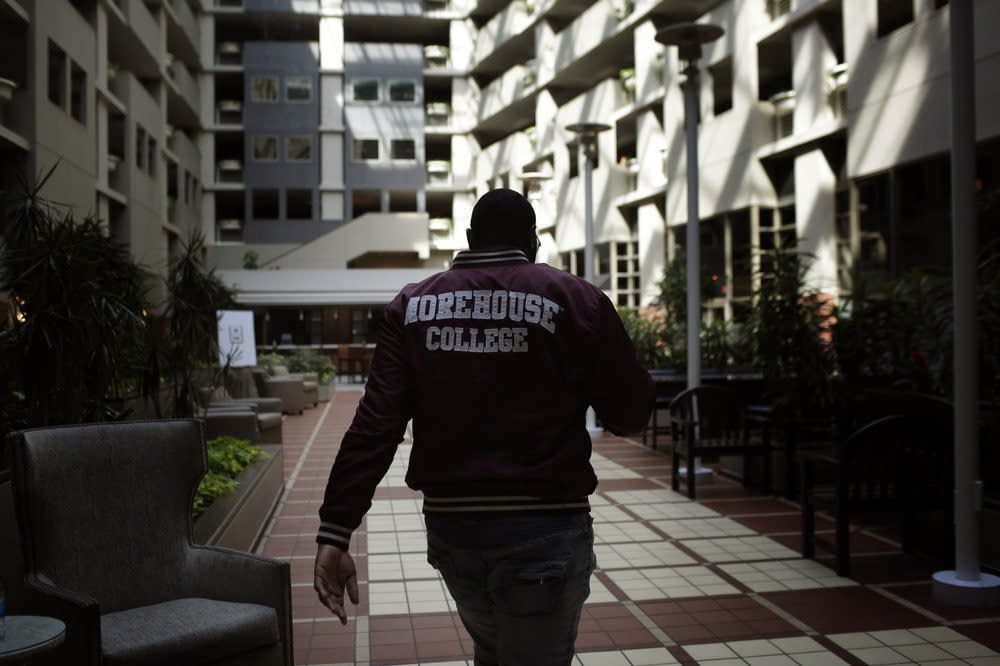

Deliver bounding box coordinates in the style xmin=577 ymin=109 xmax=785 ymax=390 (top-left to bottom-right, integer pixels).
xmin=566 ymin=122 xmax=611 ymax=438
xmin=656 ymin=22 xmax=724 ymax=485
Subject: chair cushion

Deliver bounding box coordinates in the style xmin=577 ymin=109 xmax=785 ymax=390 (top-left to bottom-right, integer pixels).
xmin=257 ymin=412 xmax=283 ymax=430
xmin=101 ymin=597 xmax=279 ymax=666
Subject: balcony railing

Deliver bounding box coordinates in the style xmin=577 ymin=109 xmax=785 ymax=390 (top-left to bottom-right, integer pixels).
xmin=216 ymin=159 xmax=244 ymax=184
xmin=827 ymin=63 xmax=848 ymax=119
xmin=216 ymin=100 xmax=243 ymax=125
xmin=427 ymin=160 xmax=452 ymax=185
xmin=769 ymin=89 xmax=795 ymax=140
xmin=217 ymin=42 xmax=242 ymax=66
xmin=767 ymin=0 xmax=792 ymax=20
xmin=425 ymin=102 xmax=451 ymax=126
xmin=424 ymin=45 xmax=449 ymax=69
xmin=428 ymin=217 xmax=452 ymax=233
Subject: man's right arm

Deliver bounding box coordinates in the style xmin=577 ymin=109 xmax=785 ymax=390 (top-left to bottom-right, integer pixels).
xmin=587 ymin=293 xmax=655 ymax=435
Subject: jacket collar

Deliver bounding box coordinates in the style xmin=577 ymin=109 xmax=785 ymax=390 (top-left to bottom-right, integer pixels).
xmin=451 ymin=249 xmax=530 ymax=268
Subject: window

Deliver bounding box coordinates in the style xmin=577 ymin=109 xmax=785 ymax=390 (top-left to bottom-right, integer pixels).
xmin=70 ymin=62 xmax=86 ymax=124
xmin=147 ymin=136 xmax=156 ymax=176
xmin=253 ymin=135 xmax=279 ymax=161
xmin=390 ymin=139 xmax=416 ymax=160
xmin=567 ymin=141 xmax=579 ymax=179
xmin=48 ymin=40 xmax=67 ymax=108
xmin=286 ymin=76 xmax=313 ymax=102
xmin=251 ymin=76 xmax=279 ymax=102
xmin=184 ymin=171 xmax=192 ymax=204
xmin=286 ymin=189 xmax=313 ymax=219
xmin=710 ymin=57 xmax=733 ymax=116
xmin=286 ymin=136 xmax=313 ymax=161
xmin=877 ymin=0 xmax=914 ymax=37
xmin=353 ymin=139 xmax=380 ymax=161
xmin=352 ymin=79 xmax=379 ymax=102
xmin=388 ymin=80 xmax=417 ymax=103
xmin=136 ymin=126 xmax=147 ymax=170
xmin=253 ymin=189 xmax=280 ymax=219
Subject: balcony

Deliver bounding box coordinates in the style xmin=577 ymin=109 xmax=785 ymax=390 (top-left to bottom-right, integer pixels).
xmin=472 ymin=0 xmax=535 ymax=69
xmin=827 ymin=63 xmax=848 ymax=120
xmin=216 ymin=42 xmax=243 ymax=67
xmin=769 ymin=89 xmax=795 ymax=140
xmin=0 ymin=77 xmax=28 ymax=148
xmin=478 ymin=64 xmax=535 ymax=122
xmin=425 ymin=102 xmax=451 ymax=127
xmin=426 ymin=160 xmax=452 ymax=185
xmin=124 ymin=0 xmax=161 ymax=62
xmin=767 ymin=0 xmax=792 ymax=20
xmin=165 ymin=58 xmax=200 ymax=124
xmin=428 ymin=217 xmax=452 ymax=233
xmin=423 ymin=45 xmax=449 ymax=70
xmin=216 ymin=100 xmax=243 ymax=125
xmin=216 ymin=159 xmax=244 ymax=184
xmin=166 ymin=0 xmax=200 ymax=62
xmin=217 ymin=218 xmax=243 ymax=243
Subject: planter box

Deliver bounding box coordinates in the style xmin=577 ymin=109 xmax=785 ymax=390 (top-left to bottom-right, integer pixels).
xmin=193 ymin=444 xmax=284 ymax=551
xmin=317 ymin=379 xmax=336 ymax=402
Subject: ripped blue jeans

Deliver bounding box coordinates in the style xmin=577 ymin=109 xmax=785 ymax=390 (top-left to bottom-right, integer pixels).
xmin=425 ymin=512 xmax=596 ymax=666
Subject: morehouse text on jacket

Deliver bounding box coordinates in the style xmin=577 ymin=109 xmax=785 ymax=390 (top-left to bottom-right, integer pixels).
xmin=404 ymin=290 xmax=563 ymax=354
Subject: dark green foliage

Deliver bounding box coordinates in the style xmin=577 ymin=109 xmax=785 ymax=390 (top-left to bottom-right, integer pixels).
xmin=617 ymin=307 xmax=668 ymax=369
xmin=0 ymin=167 xmax=153 ymax=431
xmin=287 ymin=349 xmax=336 ymax=382
xmin=742 ymin=247 xmax=836 ymax=422
xmin=192 ymin=436 xmax=269 ymax=516
xmin=165 ymin=232 xmax=237 ymax=417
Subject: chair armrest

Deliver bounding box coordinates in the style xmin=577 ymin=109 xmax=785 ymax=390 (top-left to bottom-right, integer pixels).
xmin=21 ymin=575 xmax=102 ymax=666
xmin=218 ymin=397 xmax=282 ymax=413
xmin=184 ymin=546 xmax=293 ymax=662
xmin=201 ymin=412 xmax=260 ymax=444
xmin=205 ymin=403 xmax=258 ymax=414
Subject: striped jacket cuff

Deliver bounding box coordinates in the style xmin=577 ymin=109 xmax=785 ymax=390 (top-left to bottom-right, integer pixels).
xmin=316 ymin=521 xmax=353 ymax=549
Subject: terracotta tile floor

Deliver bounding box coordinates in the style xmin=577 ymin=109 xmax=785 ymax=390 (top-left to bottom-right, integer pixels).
xmin=259 ymin=390 xmax=1000 ymax=666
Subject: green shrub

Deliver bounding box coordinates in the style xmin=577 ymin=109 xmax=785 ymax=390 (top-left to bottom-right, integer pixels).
xmin=257 ymin=352 xmax=286 ymax=374
xmin=287 ymin=349 xmax=336 ymax=382
xmin=193 ymin=436 xmax=269 ymax=517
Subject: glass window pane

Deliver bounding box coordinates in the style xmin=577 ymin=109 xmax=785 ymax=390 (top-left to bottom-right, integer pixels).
xmin=353 ymin=80 xmax=379 ymax=102
xmin=391 ymin=139 xmax=415 ymax=160
xmin=353 ymin=139 xmax=380 ymax=161
xmin=286 ymin=76 xmax=312 ymax=102
xmin=70 ymin=61 xmax=86 ymax=124
xmin=253 ymin=136 xmax=278 ymax=161
xmin=286 ymin=136 xmax=312 ymax=161
xmin=251 ymin=77 xmax=279 ymax=102
xmin=389 ymin=80 xmax=416 ymax=102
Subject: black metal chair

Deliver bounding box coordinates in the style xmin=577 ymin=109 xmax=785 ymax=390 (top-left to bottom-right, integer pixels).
xmin=669 ymin=386 xmax=771 ymax=499
xmin=801 ymin=406 xmax=954 ymax=577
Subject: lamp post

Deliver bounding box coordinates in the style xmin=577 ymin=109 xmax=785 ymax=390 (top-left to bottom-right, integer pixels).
xmin=655 ymin=22 xmax=723 ymax=392
xmin=566 ymin=121 xmax=611 ymax=438
xmin=931 ymin=0 xmax=1000 ymax=608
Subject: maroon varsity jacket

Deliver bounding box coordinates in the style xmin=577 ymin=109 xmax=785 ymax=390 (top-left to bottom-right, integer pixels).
xmin=317 ymin=248 xmax=655 ymax=549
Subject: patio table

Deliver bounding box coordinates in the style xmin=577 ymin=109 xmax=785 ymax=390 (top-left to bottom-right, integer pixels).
xmin=0 ymin=615 xmax=65 ymax=664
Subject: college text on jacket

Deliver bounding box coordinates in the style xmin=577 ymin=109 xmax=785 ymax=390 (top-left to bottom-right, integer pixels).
xmin=404 ymin=290 xmax=563 ymax=353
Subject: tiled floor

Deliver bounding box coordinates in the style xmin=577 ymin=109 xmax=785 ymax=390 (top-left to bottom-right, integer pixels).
xmin=260 ymin=391 xmax=1000 ymax=666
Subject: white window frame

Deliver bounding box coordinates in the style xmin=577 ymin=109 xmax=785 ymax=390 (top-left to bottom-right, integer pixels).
xmin=387 ymin=79 xmax=419 ymax=104
xmin=252 ymin=135 xmax=279 ymax=162
xmin=286 ymin=135 xmax=313 ymax=162
xmin=390 ymin=138 xmax=417 ymax=162
xmin=285 ymin=75 xmax=313 ymax=103
xmin=352 ymin=138 xmax=381 ymax=162
xmin=250 ymin=76 xmax=279 ymax=103
xmin=351 ymin=78 xmax=380 ymax=103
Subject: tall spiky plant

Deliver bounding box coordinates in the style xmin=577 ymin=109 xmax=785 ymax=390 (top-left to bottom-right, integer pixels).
xmin=0 ymin=166 xmax=152 ymax=433
xmin=164 ymin=231 xmax=236 ymax=417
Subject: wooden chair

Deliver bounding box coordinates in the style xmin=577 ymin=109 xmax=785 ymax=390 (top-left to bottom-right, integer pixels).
xmin=669 ymin=386 xmax=771 ymax=499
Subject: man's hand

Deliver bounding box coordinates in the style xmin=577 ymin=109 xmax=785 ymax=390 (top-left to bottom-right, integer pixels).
xmin=314 ymin=543 xmax=359 ymax=624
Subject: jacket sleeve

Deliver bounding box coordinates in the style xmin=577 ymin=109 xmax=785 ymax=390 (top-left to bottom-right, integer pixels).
xmin=317 ymin=293 xmax=412 ymax=549
xmin=587 ymin=293 xmax=655 ymax=435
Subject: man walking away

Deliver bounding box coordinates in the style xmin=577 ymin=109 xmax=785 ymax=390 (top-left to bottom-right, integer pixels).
xmin=314 ymin=188 xmax=655 ymax=666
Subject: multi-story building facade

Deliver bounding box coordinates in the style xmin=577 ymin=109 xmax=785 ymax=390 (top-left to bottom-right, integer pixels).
xmin=2 ymin=0 xmax=999 ymax=350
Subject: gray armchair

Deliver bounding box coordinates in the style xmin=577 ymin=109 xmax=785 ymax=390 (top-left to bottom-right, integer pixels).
xmin=7 ymin=420 xmax=293 ymax=666
xmin=251 ymin=369 xmax=306 ymax=415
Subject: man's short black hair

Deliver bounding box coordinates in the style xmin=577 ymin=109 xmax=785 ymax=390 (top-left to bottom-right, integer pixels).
xmin=469 ymin=188 xmax=536 ymax=247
